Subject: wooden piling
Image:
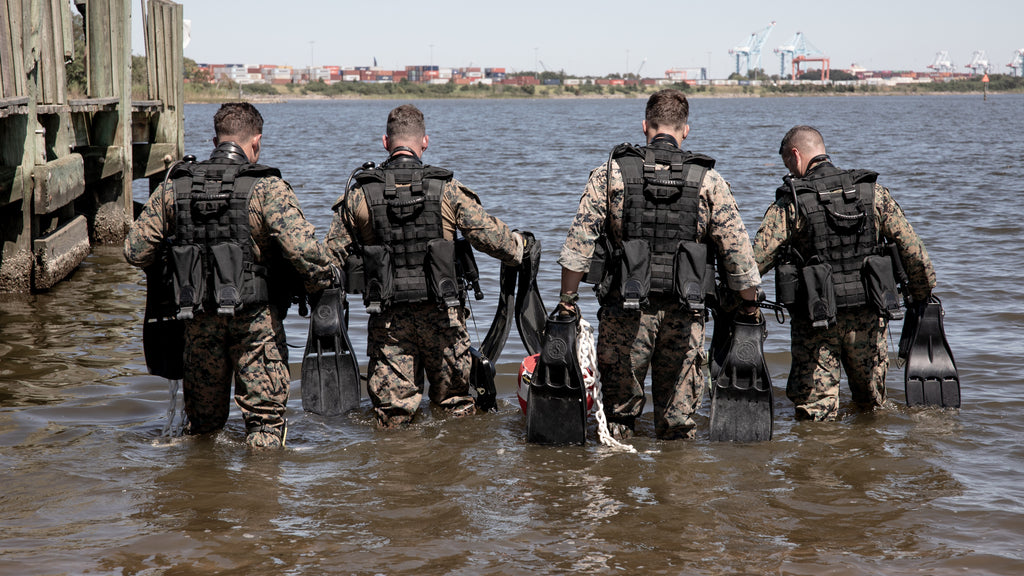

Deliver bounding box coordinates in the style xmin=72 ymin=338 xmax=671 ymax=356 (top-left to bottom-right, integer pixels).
xmin=0 ymin=0 xmax=183 ymax=292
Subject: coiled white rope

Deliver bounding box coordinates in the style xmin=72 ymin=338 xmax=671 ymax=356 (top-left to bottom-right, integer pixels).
xmin=161 ymin=378 xmax=188 ymax=437
xmin=577 ymin=317 xmax=636 ymax=453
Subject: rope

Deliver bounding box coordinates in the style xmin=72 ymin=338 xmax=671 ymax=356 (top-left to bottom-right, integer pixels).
xmin=161 ymin=378 xmax=188 ymax=437
xmin=577 ymin=318 xmax=636 ymax=453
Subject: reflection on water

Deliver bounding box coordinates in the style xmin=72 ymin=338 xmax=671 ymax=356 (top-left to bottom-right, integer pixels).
xmin=2 ymin=95 xmax=1024 ymax=575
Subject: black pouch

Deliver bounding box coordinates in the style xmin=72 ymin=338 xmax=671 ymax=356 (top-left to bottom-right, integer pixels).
xmin=863 ymin=254 xmax=904 ymax=320
xmin=170 ymin=244 xmax=205 ymax=320
xmin=454 ymin=236 xmax=483 ymax=300
xmin=210 ymin=243 xmax=245 ymax=316
xmin=802 ymin=261 xmax=836 ymax=328
xmin=344 ymin=252 xmax=365 ymax=294
xmin=775 ymin=262 xmax=800 ymax=307
xmin=362 ymin=245 xmax=394 ymax=314
xmin=584 ymin=234 xmax=610 ymax=285
xmin=427 ymin=238 xmax=460 ymax=310
xmin=672 ymin=240 xmax=708 ymax=310
xmin=619 ymin=239 xmax=651 ymax=310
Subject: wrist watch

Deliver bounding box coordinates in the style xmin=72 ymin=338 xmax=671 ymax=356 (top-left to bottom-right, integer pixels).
xmin=559 ymin=292 xmax=579 ymax=304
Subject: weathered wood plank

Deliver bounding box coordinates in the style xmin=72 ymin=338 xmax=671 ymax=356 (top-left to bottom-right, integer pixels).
xmin=79 ymin=145 xmax=125 ymax=182
xmin=0 ymin=164 xmax=24 ymax=206
xmin=32 ymin=153 xmax=85 ymax=213
xmin=33 ymin=214 xmax=90 ymax=290
xmin=131 ymin=142 xmax=175 ymax=179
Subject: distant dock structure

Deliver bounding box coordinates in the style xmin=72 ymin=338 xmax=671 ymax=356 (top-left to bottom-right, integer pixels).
xmin=0 ymin=0 xmax=184 ymax=292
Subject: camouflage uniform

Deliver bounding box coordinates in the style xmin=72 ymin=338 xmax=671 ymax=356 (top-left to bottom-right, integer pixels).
xmin=124 ymin=172 xmax=335 ymax=447
xmin=326 ymin=159 xmax=522 ymax=428
xmin=558 ymin=156 xmax=761 ymax=438
xmin=753 ymin=169 xmax=936 ymax=420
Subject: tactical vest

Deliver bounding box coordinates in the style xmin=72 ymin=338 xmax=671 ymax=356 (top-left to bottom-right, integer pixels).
xmin=356 ymin=160 xmax=453 ymax=306
xmin=787 ymin=164 xmax=880 ymax=309
xmin=169 ymin=149 xmax=280 ymax=318
xmin=615 ymin=141 xmax=715 ymax=296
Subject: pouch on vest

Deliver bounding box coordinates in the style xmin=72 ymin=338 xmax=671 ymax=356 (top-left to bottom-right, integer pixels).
xmin=362 ymin=244 xmax=394 ymax=314
xmin=802 ymin=261 xmax=837 ymax=328
xmin=862 ymin=254 xmax=904 ymax=320
xmin=210 ymin=243 xmax=245 ymax=316
xmin=427 ymin=238 xmax=460 ymax=310
xmin=344 ymin=252 xmax=365 ymax=294
xmin=672 ymin=240 xmax=709 ymax=311
xmin=620 ymin=239 xmax=651 ymax=310
xmin=583 ymin=234 xmax=609 ymax=286
xmin=171 ymin=244 xmax=204 ymax=320
xmin=454 ymin=236 xmax=483 ymax=301
xmin=775 ymin=262 xmax=800 ymax=307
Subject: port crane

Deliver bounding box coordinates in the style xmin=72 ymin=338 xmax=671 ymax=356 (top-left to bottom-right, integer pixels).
xmin=928 ymin=51 xmax=955 ymax=75
xmin=965 ymin=50 xmax=991 ymax=75
xmin=1007 ymin=48 xmax=1024 ymax=76
xmin=729 ymin=21 xmax=776 ymax=76
xmin=775 ymin=32 xmax=827 ymax=79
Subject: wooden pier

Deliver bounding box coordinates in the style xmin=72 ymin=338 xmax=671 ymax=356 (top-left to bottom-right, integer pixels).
xmin=0 ymin=0 xmax=183 ymax=292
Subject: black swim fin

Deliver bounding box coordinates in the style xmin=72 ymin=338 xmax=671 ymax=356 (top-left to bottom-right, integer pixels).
xmin=142 ymin=253 xmax=184 ymax=380
xmin=901 ymin=295 xmax=960 ymax=408
xmin=301 ymin=287 xmax=361 ymax=416
xmin=469 ymin=250 xmax=519 ymax=412
xmin=708 ymin=311 xmax=773 ymax=442
xmin=526 ymin=310 xmax=587 ymax=445
xmin=515 ymin=232 xmax=548 ymax=356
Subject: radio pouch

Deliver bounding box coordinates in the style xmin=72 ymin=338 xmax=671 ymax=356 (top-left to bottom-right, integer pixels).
xmin=673 ymin=240 xmax=709 ymax=310
xmin=170 ymin=244 xmax=204 ymax=320
xmin=344 ymin=252 xmax=365 ymax=294
xmin=427 ymin=238 xmax=460 ymax=310
xmin=863 ymin=254 xmax=904 ymax=320
xmin=620 ymin=239 xmax=651 ymax=310
xmin=210 ymin=243 xmax=244 ymax=316
xmin=362 ymin=244 xmax=394 ymax=314
xmin=802 ymin=261 xmax=837 ymax=329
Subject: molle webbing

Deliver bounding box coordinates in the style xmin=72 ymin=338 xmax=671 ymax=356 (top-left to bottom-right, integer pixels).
xmin=362 ymin=165 xmax=450 ymax=304
xmin=172 ymin=160 xmax=279 ymax=311
xmin=794 ymin=168 xmax=879 ymax=309
xmin=617 ymin=144 xmax=712 ymax=294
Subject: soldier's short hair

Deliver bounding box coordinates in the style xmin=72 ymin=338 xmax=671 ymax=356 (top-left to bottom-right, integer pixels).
xmin=214 ymin=102 xmax=264 ymax=140
xmin=779 ymin=125 xmax=825 ymax=156
xmin=645 ymin=90 xmax=689 ymax=132
xmin=387 ymin=104 xmax=426 ymax=141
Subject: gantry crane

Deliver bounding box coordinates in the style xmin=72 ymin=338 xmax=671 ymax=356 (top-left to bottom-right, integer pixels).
xmin=729 ymin=21 xmax=776 ymax=76
xmin=965 ymin=50 xmax=991 ymax=75
xmin=928 ymin=51 xmax=955 ymax=75
xmin=1007 ymin=48 xmax=1024 ymax=76
xmin=775 ymin=32 xmax=826 ymax=79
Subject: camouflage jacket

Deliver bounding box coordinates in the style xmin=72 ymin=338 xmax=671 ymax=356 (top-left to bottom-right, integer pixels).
xmin=326 ymin=175 xmax=522 ymax=267
xmin=557 ymin=157 xmax=762 ymax=292
xmin=123 ymin=174 xmax=335 ymax=293
xmin=753 ymin=180 xmax=936 ymax=302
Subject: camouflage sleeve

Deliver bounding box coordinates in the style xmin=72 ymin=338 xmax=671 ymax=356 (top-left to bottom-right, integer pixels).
xmin=875 ymin=184 xmax=936 ymax=301
xmin=703 ymin=169 xmax=761 ymax=291
xmin=324 ymin=186 xmax=372 ymax=265
xmin=251 ymin=176 xmax=335 ymax=291
xmin=752 ymin=199 xmax=795 ymax=276
xmin=557 ymin=161 xmax=615 ymax=274
xmin=123 ymin=182 xmax=173 ymax=268
xmin=448 ymin=179 xmax=522 ymax=266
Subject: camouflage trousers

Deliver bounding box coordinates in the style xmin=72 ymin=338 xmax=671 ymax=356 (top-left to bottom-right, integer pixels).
xmin=787 ymin=305 xmax=888 ymax=421
xmin=597 ymin=297 xmax=707 ymax=438
xmin=182 ymin=305 xmax=289 ymax=444
xmin=366 ymin=302 xmax=475 ymax=427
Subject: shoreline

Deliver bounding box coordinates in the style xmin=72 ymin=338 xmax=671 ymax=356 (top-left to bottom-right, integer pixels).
xmin=187 ymin=88 xmax=1016 ymax=105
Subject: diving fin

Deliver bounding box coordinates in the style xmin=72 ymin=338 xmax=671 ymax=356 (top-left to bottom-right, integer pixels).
xmin=708 ymin=312 xmax=773 ymax=442
xmin=525 ymin=310 xmax=587 ymax=445
xmin=467 ymin=245 xmax=520 ymax=412
xmin=142 ymin=253 xmax=184 ymax=380
xmin=300 ymin=287 xmax=361 ymax=416
xmin=901 ymin=295 xmax=960 ymax=408
xmin=515 ymin=232 xmax=548 ymax=356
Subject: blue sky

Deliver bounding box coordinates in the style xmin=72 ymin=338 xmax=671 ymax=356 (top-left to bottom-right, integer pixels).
xmin=133 ymin=1 xmax=1023 ymax=78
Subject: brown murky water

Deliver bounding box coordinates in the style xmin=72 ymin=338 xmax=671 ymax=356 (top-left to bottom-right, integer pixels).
xmin=1 ymin=96 xmax=1022 ymax=575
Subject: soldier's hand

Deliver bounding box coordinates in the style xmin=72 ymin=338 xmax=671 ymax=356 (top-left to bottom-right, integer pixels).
xmin=556 ymin=291 xmax=579 ymax=318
